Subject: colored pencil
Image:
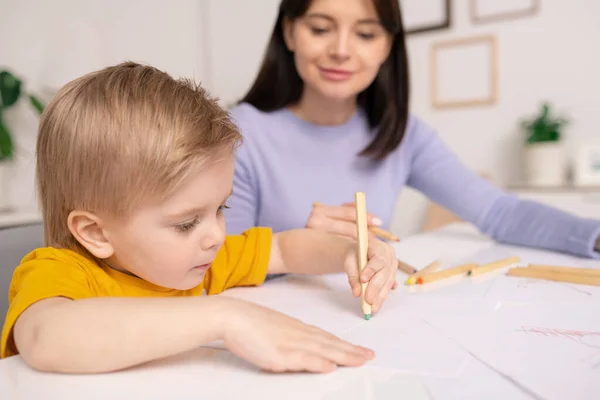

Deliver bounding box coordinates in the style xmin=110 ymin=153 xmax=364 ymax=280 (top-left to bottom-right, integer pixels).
xmin=416 ymin=263 xmax=478 ymax=284
xmin=468 ymin=256 xmax=520 ymax=276
xmin=406 ymin=260 xmax=442 ymax=285
xmin=527 ymin=264 xmax=600 ymax=277
xmin=507 ymin=267 xmax=600 ymax=286
xmin=354 ymin=192 xmax=372 ymax=320
xmin=397 ymin=259 xmax=418 ymax=275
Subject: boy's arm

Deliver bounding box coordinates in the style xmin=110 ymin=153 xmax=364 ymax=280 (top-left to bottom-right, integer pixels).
xmin=268 ymin=229 xmax=355 ymax=275
xmin=13 ymin=294 xmax=372 ymax=374
xmin=267 ymin=229 xmax=397 ymax=312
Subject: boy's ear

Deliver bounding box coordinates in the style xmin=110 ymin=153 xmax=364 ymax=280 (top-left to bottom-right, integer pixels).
xmin=282 ymin=17 xmax=296 ymax=52
xmin=68 ymin=211 xmax=114 ymax=259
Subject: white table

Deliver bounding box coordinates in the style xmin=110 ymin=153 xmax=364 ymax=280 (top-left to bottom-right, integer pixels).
xmin=0 ymin=223 xmax=599 ymax=400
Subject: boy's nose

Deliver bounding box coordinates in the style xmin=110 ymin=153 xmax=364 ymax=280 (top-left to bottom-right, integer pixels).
xmin=200 ymin=223 xmax=225 ymax=251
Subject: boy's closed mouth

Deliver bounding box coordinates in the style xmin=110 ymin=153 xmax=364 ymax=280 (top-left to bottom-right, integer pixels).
xmin=193 ymin=263 xmax=211 ymax=271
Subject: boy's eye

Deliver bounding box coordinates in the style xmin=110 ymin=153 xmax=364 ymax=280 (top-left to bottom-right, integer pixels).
xmin=217 ymin=204 xmax=231 ymax=214
xmin=175 ymin=218 xmax=199 ymax=233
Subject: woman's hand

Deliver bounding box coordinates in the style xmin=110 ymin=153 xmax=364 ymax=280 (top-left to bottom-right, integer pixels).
xmin=306 ymin=202 xmax=383 ymax=239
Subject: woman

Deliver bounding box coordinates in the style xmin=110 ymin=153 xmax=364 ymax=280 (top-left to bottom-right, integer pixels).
xmin=225 ymin=0 xmax=600 ymax=258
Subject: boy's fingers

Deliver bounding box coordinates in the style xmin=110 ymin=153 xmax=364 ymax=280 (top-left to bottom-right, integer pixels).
xmin=361 ymin=254 xmax=385 ymax=282
xmin=345 ymin=259 xmax=362 ymax=297
xmin=286 ymin=351 xmax=337 ymax=373
xmin=372 ymin=274 xmax=396 ymax=313
xmin=364 ymin=270 xmax=389 ymax=304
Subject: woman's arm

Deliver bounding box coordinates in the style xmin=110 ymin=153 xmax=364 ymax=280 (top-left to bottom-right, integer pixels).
xmin=224 ymin=142 xmax=259 ymax=234
xmin=405 ymin=118 xmax=600 ymax=258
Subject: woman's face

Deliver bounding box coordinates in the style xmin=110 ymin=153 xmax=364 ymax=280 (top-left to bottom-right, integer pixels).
xmin=284 ymin=0 xmax=393 ymax=103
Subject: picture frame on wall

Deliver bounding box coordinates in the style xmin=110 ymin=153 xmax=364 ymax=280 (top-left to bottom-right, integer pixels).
xmin=470 ymin=0 xmax=539 ymax=24
xmin=430 ymin=35 xmax=498 ymax=109
xmin=400 ymin=0 xmax=451 ymax=35
xmin=574 ymin=143 xmax=600 ymax=186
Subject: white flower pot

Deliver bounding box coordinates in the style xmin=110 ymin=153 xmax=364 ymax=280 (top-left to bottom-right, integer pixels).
xmin=0 ymin=162 xmax=11 ymax=212
xmin=524 ymin=142 xmax=567 ymax=186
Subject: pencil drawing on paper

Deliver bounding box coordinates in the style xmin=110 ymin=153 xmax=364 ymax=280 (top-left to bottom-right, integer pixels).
xmin=517 ymin=326 xmax=600 ymax=349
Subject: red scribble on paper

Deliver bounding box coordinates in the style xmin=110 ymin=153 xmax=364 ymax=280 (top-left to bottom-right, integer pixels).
xmin=517 ymin=326 xmax=600 ymax=344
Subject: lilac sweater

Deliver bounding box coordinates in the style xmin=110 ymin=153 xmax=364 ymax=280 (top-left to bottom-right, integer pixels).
xmin=225 ymin=103 xmax=600 ymax=259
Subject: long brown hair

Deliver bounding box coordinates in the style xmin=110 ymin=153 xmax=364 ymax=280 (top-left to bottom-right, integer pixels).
xmin=240 ymin=0 xmax=410 ymax=161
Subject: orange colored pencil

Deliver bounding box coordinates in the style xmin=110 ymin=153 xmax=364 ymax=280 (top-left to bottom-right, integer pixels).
xmin=406 ymin=260 xmax=442 ymax=285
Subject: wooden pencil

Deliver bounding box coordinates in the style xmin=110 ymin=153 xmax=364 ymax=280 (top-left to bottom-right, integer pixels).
xmin=507 ymin=267 xmax=600 ymax=286
xmin=313 ymin=201 xmax=400 ymax=242
xmin=406 ymin=260 xmax=442 ymax=285
xmin=468 ymin=256 xmax=520 ymax=276
xmin=370 ymin=226 xmax=401 ymax=242
xmin=354 ymin=192 xmax=372 ymax=320
xmin=416 ymin=263 xmax=478 ymax=284
xmin=397 ymin=259 xmax=418 ymax=275
xmin=527 ymin=264 xmax=600 ymax=277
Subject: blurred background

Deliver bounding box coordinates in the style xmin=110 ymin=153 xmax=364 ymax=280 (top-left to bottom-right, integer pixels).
xmin=1 ymin=0 xmax=599 ymax=237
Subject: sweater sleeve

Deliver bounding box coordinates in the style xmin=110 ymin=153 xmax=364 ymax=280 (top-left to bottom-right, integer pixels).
xmin=405 ymin=117 xmax=600 ymax=259
xmin=225 ymin=107 xmax=261 ymax=234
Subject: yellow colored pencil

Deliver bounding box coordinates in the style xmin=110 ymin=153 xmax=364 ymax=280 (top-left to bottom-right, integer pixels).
xmin=527 ymin=264 xmax=600 ymax=277
xmin=416 ymin=263 xmax=478 ymax=284
xmin=406 ymin=260 xmax=442 ymax=285
xmin=468 ymin=256 xmax=520 ymax=276
xmin=507 ymin=267 xmax=600 ymax=286
xmin=354 ymin=192 xmax=372 ymax=320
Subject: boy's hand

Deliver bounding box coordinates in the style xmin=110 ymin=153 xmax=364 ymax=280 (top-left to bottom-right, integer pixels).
xmin=224 ymin=299 xmax=374 ymax=373
xmin=344 ymin=238 xmax=397 ymax=314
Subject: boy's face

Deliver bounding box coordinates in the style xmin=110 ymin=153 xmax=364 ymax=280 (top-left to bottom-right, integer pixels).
xmin=103 ymin=154 xmax=234 ymax=290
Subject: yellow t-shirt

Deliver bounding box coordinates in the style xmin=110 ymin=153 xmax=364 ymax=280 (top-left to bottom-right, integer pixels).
xmin=1 ymin=227 xmax=272 ymax=358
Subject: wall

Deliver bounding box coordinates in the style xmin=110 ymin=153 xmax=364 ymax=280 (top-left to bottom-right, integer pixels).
xmin=1 ymin=0 xmax=207 ymax=210
xmin=391 ymin=0 xmax=600 ymax=236
xmin=3 ymin=0 xmax=599 ymax=236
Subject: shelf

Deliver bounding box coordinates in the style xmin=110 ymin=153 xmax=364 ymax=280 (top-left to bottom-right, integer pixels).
xmin=0 ymin=210 xmax=43 ymax=229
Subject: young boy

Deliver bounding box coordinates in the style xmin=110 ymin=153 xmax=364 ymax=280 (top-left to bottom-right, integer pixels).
xmin=0 ymin=62 xmax=398 ymax=374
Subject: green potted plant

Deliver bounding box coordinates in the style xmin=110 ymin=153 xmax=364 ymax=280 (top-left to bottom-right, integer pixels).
xmin=521 ymin=102 xmax=568 ymax=186
xmin=0 ymin=69 xmax=45 ymax=211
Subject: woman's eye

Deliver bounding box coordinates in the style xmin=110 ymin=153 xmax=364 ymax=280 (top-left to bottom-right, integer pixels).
xmin=358 ymin=32 xmax=376 ymax=40
xmin=310 ymin=26 xmax=329 ymax=35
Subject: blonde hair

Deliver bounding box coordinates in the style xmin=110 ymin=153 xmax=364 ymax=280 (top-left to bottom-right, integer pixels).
xmin=36 ymin=61 xmax=241 ymax=251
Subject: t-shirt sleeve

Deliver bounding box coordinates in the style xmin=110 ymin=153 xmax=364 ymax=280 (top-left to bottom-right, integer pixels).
xmin=203 ymin=227 xmax=272 ymax=295
xmin=1 ymin=259 xmax=93 ymax=358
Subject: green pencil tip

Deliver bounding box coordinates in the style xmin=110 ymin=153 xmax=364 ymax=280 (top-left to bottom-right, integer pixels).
xmin=364 ymin=314 xmax=371 ymax=320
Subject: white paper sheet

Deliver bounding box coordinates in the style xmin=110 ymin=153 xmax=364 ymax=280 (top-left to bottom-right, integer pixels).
xmin=340 ymin=313 xmax=468 ymax=378
xmin=425 ymin=303 xmax=600 ymax=400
